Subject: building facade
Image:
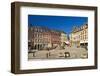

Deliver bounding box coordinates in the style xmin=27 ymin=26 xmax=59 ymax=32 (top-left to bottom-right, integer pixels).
xmin=51 ymin=30 xmax=61 ymax=48
xmin=80 ymin=24 xmax=88 ymax=48
xmin=60 ymin=32 xmax=67 ymax=47
xmin=28 ymin=26 xmax=68 ymax=50
xmin=69 ymin=24 xmax=88 ymax=48
xmin=69 ymin=28 xmax=80 ymax=47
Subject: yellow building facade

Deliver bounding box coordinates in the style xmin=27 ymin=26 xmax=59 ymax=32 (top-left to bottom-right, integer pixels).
xmin=80 ymin=24 xmax=88 ymax=47
xmin=69 ymin=24 xmax=88 ymax=48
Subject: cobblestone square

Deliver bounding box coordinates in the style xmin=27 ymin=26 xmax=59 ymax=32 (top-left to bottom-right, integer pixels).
xmin=28 ymin=46 xmax=88 ymax=60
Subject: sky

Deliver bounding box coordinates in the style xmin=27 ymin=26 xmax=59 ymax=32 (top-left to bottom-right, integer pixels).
xmin=28 ymin=15 xmax=88 ymax=34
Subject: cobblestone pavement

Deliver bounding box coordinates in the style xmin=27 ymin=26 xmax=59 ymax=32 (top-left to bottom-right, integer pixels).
xmin=28 ymin=47 xmax=88 ymax=60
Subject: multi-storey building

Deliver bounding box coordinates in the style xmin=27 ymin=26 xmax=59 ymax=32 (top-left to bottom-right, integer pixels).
xmin=69 ymin=27 xmax=80 ymax=47
xmin=51 ymin=30 xmax=61 ymax=48
xmin=69 ymin=23 xmax=88 ymax=48
xmin=80 ymin=24 xmax=88 ymax=47
xmin=28 ymin=26 xmax=49 ymax=50
xmin=43 ymin=30 xmax=51 ymax=49
xmin=28 ymin=27 xmax=34 ymax=50
xmin=28 ymin=26 xmax=67 ymax=50
xmin=60 ymin=32 xmax=67 ymax=47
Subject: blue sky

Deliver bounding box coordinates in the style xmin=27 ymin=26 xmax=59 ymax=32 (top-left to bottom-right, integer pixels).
xmin=28 ymin=15 xmax=88 ymax=34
